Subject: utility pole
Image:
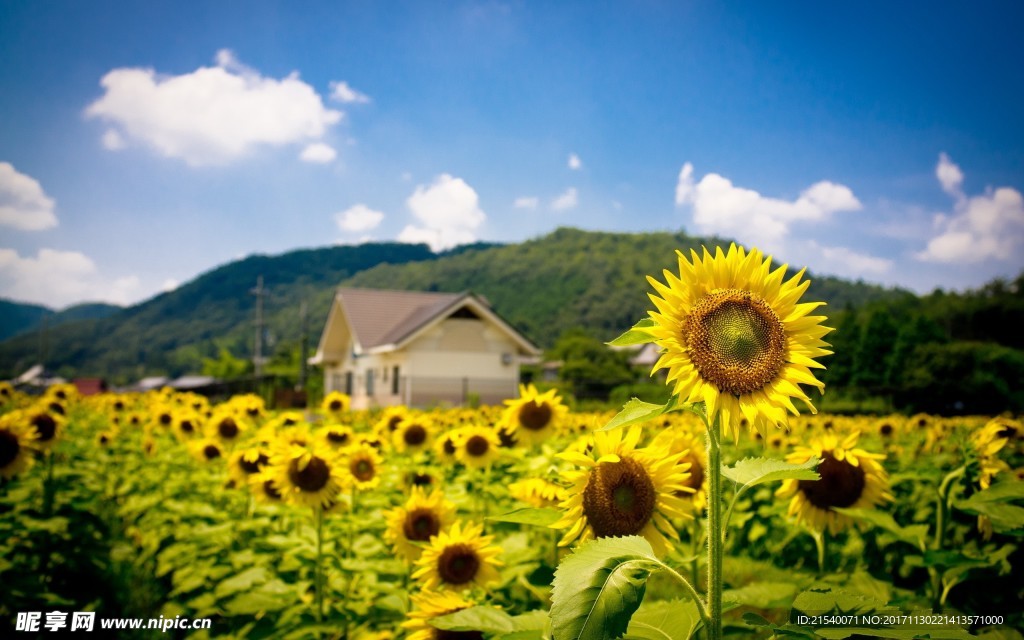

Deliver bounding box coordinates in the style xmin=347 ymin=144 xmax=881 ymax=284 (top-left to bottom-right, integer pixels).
xmin=251 ymin=275 xmax=265 ymax=380
xmin=298 ymin=299 xmax=308 ymax=392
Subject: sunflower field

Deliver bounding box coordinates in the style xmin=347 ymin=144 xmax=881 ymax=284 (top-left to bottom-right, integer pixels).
xmin=2 ymin=245 xmax=1023 ymax=639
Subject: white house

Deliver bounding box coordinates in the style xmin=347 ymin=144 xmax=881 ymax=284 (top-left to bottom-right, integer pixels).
xmin=310 ymin=288 xmax=541 ymax=409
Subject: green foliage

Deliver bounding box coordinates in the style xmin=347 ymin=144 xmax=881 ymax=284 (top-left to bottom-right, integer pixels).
xmin=548 ymin=328 xmax=636 ymax=399
xmin=550 ymin=536 xmax=665 ymax=640
xmin=722 ymin=457 xmax=821 ymax=492
xmin=201 ymin=347 xmax=252 ymax=380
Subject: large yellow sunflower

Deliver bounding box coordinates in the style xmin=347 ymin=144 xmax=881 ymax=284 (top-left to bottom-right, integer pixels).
xmin=402 ymin=590 xmax=477 ymax=640
xmin=776 ymin=431 xmax=891 ymax=534
xmin=552 ymin=425 xmax=693 ymax=556
xmin=384 ymin=487 xmax=456 ymax=562
xmin=0 ymin=412 xmax=38 ymax=479
xmin=268 ymin=441 xmax=347 ymax=509
xmin=412 ymin=521 xmax=504 ymax=591
xmin=645 ymin=244 xmax=833 ymax=438
xmin=500 ymin=384 xmax=569 ymax=446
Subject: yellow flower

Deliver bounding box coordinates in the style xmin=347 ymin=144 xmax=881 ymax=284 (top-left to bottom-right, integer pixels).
xmin=454 ymin=425 xmax=501 ymax=469
xmin=776 ymin=431 xmax=891 ymax=534
xmin=553 ymin=425 xmax=693 ymax=556
xmin=268 ymin=441 xmax=346 ymax=509
xmin=402 ymin=590 xmax=477 ymax=640
xmin=500 ymin=384 xmax=569 ymax=446
xmin=384 ymin=487 xmax=456 ymax=562
xmin=393 ymin=415 xmax=434 ymax=454
xmin=345 ymin=443 xmax=384 ymax=491
xmin=321 ymin=391 xmax=351 ymax=416
xmin=0 ymin=412 xmax=38 ymax=479
xmin=412 ymin=521 xmax=503 ymax=591
xmin=645 ymin=244 xmax=832 ymax=439
xmin=508 ymin=478 xmax=563 ymax=508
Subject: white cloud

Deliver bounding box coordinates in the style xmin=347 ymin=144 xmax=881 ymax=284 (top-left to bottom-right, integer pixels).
xmin=0 ymin=248 xmax=141 ymax=308
xmin=0 ymin=162 xmax=58 ymax=231
xmin=398 ymin=174 xmax=486 ymax=251
xmin=936 ymin=152 xmax=964 ymax=198
xmin=335 ymin=203 xmax=385 ymax=233
xmin=675 ymin=162 xmax=861 ymax=247
xmin=329 ymin=80 xmax=371 ymax=104
xmin=84 ymin=49 xmax=342 ymax=166
xmin=299 ymin=142 xmax=337 ymax=163
xmin=101 ymin=129 xmax=126 ymax=150
xmin=808 ymin=241 xmax=893 ymax=276
xmin=513 ymin=196 xmax=538 ymax=209
xmin=917 ymin=154 xmax=1024 ymax=263
xmin=161 ymin=278 xmax=180 ymax=293
xmin=550 ymin=187 xmax=578 ymax=211
xmin=568 ymin=153 xmax=582 ymax=170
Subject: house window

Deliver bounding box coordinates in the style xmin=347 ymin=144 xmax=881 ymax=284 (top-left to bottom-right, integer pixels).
xmin=344 ymin=372 xmax=353 ymax=395
xmin=392 ymin=366 xmax=400 ymax=395
xmin=366 ymin=370 xmax=375 ymax=396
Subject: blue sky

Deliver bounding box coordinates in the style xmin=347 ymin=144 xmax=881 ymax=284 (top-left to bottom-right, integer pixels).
xmin=1 ymin=1 xmax=1023 ymax=309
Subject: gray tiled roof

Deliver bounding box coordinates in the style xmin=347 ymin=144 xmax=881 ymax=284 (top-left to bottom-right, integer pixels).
xmin=337 ymin=288 xmax=465 ymax=349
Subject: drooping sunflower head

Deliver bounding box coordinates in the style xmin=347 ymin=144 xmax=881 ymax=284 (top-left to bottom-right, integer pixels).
xmin=553 ymin=425 xmax=693 ymax=556
xmin=646 ymin=244 xmax=833 ymax=439
xmin=776 ymin=431 xmax=892 ymax=534
xmin=969 ymin=418 xmax=1013 ymax=490
xmin=384 ymin=487 xmax=456 ymax=562
xmin=402 ymin=590 xmax=480 ymax=640
xmin=0 ymin=412 xmax=38 ymax=479
xmin=411 ymin=520 xmax=504 ymax=592
xmin=321 ymin=391 xmax=352 ymax=416
xmin=269 ymin=441 xmax=346 ymax=509
xmin=501 ymin=384 xmax=569 ymax=446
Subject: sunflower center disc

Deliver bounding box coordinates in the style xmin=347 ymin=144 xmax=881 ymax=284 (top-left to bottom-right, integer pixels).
xmin=289 ymin=456 xmax=330 ymax=492
xmin=797 ymin=452 xmax=866 ymax=509
xmin=0 ymin=430 xmax=20 ymax=467
xmin=263 ymin=480 xmax=282 ymax=500
xmin=583 ymin=457 xmax=656 ymax=538
xmin=404 ymin=425 xmax=427 ymax=446
xmin=518 ymin=400 xmax=552 ymax=431
xmin=203 ymin=445 xmax=221 ymax=460
xmin=32 ymin=414 xmax=57 ymax=441
xmin=465 ymin=435 xmax=490 ymax=457
xmin=238 ymin=453 xmax=267 ymax=474
xmin=404 ymin=509 xmax=441 ymax=541
xmin=437 ymin=544 xmax=481 ymax=585
xmin=682 ymin=455 xmax=704 ymax=491
xmin=329 ymin=399 xmax=343 ymax=411
xmin=352 ymin=458 xmax=375 ymax=482
xmin=179 ymin=420 xmax=194 ymax=433
xmin=327 ymin=430 xmax=349 ymax=444
xmin=218 ymin=418 xmax=239 ymax=439
xmin=159 ymin=413 xmax=172 ymax=426
xmin=685 ymin=289 xmax=787 ymax=396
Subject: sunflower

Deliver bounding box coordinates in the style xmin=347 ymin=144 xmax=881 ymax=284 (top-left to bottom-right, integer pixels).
xmin=230 ymin=393 xmax=267 ymax=422
xmin=250 ymin=472 xmax=285 ymax=504
xmin=0 ymin=412 xmax=38 ymax=479
xmin=508 ymin=478 xmax=563 ymax=508
xmin=269 ymin=441 xmax=346 ymax=509
xmin=500 ymin=384 xmax=569 ymax=446
xmin=173 ymin=411 xmax=202 ymax=441
xmin=433 ymin=429 xmax=459 ymax=464
xmin=402 ymin=590 xmax=478 ymax=640
xmin=553 ymin=425 xmax=693 ymax=556
xmin=345 ymin=443 xmax=384 ymax=491
xmin=228 ymin=446 xmax=270 ymax=487
xmin=454 ymin=425 xmax=501 ymax=469
xmin=318 ymin=423 xmax=355 ymax=450
xmin=776 ymin=431 xmax=891 ymax=534
xmin=645 ymin=244 xmax=833 ymax=439
xmin=206 ymin=410 xmax=248 ymax=445
xmin=970 ymin=419 xmax=1012 ymax=490
xmin=189 ymin=439 xmax=225 ymax=463
xmin=374 ymin=406 xmax=410 ymax=438
xmin=0 ymin=381 xmax=15 ymax=404
xmin=384 ymin=487 xmax=456 ymax=562
xmin=321 ymin=391 xmax=352 ymax=417
xmin=651 ymin=425 xmax=708 ymax=512
xmin=393 ymin=415 xmax=434 ymax=454
xmin=25 ymin=405 xmax=66 ymax=451
xmin=412 ymin=521 xmax=503 ymax=591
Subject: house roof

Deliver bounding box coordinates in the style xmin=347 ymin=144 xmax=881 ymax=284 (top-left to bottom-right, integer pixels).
xmin=337 ymin=288 xmax=464 ymax=350
xmin=317 ymin=288 xmax=541 ymax=360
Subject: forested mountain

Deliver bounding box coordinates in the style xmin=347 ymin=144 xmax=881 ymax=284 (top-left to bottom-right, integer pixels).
xmin=0 ymin=300 xmax=122 ymax=342
xmin=5 ymin=227 xmax=1018 ymax=415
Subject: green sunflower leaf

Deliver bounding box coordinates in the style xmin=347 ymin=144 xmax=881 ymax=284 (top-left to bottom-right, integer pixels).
xmin=722 ymin=457 xmax=820 ymax=493
xmin=488 ymin=507 xmax=562 ymax=526
xmin=550 ymin=536 xmax=666 ymax=640
xmin=624 ymin=598 xmax=703 ymax=640
xmin=607 ymin=318 xmax=657 ymax=346
xmin=599 ymin=396 xmax=680 ymax=431
xmin=831 ymin=508 xmax=930 ymax=551
xmin=431 ymin=606 xmax=516 ymax=634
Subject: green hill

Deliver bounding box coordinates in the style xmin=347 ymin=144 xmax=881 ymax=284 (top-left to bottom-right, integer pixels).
xmin=0 ymin=299 xmax=122 ymax=343
xmin=5 ymin=227 xmax=983 ymax=402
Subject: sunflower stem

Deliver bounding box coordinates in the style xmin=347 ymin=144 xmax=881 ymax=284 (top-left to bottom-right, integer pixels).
xmin=704 ymin=411 xmax=723 ymax=640
xmin=314 ymin=504 xmax=324 ymax=627
xmin=813 ymin=529 xmax=828 ymax=575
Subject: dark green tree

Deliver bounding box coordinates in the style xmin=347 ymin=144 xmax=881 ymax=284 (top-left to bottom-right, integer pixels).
xmin=547 ymin=328 xmax=635 ymax=400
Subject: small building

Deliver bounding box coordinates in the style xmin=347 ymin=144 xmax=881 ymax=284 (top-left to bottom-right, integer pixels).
xmin=311 ymin=288 xmax=541 ymax=409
